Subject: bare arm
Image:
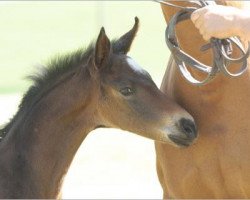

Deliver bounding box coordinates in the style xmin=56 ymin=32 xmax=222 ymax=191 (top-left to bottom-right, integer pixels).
xmin=191 ymin=5 xmax=250 ymax=42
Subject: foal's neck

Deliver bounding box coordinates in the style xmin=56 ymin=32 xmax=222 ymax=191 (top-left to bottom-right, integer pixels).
xmin=0 ymin=69 xmax=99 ymax=198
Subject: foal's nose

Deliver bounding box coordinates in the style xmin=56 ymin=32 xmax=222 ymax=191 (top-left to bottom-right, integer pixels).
xmin=179 ymin=118 xmax=197 ymax=140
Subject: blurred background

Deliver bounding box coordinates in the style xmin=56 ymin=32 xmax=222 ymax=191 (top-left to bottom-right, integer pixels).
xmin=0 ymin=1 xmax=170 ymax=198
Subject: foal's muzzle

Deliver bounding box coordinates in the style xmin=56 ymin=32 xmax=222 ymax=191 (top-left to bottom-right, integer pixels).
xmin=169 ymin=118 xmax=197 ymax=147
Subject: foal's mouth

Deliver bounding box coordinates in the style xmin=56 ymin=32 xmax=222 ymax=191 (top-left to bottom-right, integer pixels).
xmin=168 ymin=134 xmax=193 ymax=147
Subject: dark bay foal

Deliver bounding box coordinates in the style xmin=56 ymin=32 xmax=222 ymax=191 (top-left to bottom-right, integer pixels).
xmin=0 ymin=18 xmax=197 ymax=198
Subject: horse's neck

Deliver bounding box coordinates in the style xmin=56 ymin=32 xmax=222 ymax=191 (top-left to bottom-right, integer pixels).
xmin=161 ymin=2 xmax=250 ymax=118
xmin=161 ymin=1 xmax=249 ymax=86
xmin=0 ymin=70 xmax=99 ymax=198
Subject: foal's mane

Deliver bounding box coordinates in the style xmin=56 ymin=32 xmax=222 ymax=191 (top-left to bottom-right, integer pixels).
xmin=0 ymin=43 xmax=96 ymax=138
xmin=0 ymin=36 xmax=122 ymax=139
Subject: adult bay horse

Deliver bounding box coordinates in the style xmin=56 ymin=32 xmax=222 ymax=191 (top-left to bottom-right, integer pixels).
xmin=156 ymin=1 xmax=250 ymax=198
xmin=0 ymin=18 xmax=197 ymax=198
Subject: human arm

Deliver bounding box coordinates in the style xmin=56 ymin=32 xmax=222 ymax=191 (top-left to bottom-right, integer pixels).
xmin=191 ymin=5 xmax=250 ymax=42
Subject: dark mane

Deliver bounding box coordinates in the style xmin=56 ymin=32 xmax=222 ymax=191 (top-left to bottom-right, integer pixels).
xmin=0 ymin=37 xmax=123 ymax=139
xmin=0 ymin=42 xmax=97 ymax=138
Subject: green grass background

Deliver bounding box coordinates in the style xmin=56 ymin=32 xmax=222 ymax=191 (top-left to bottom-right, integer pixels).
xmin=0 ymin=2 xmax=171 ymax=198
xmin=0 ymin=1 xmax=170 ymax=94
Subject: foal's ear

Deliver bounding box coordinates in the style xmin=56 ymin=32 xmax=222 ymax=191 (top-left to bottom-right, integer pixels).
xmin=113 ymin=17 xmax=139 ymax=54
xmin=94 ymin=27 xmax=111 ymax=69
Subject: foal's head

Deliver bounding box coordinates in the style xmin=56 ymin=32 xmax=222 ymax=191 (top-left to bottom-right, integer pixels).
xmin=87 ymin=18 xmax=197 ymax=147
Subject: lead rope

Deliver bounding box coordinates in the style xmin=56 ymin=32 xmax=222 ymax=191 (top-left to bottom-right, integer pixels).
xmin=153 ymin=0 xmax=250 ymax=85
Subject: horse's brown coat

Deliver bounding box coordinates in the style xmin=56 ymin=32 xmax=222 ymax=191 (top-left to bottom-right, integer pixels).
xmin=156 ymin=1 xmax=250 ymax=198
xmin=0 ymin=18 xmax=196 ymax=198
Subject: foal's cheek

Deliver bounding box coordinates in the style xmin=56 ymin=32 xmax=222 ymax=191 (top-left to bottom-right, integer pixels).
xmin=127 ymin=99 xmax=160 ymax=121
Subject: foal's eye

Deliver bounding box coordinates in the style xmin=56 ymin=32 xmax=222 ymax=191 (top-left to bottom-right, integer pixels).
xmin=120 ymin=87 xmax=134 ymax=96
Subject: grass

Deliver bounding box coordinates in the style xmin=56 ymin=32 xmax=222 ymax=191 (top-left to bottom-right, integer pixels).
xmin=0 ymin=1 xmax=170 ymax=94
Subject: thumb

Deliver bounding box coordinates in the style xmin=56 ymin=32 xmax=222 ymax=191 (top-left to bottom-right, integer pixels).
xmin=191 ymin=10 xmax=200 ymax=22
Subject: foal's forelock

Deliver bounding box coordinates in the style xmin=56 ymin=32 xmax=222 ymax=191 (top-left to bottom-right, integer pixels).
xmin=126 ymin=57 xmax=144 ymax=73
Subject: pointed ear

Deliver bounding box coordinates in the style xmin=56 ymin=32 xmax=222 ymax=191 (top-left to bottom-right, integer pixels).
xmin=113 ymin=17 xmax=139 ymax=54
xmin=94 ymin=27 xmax=111 ymax=68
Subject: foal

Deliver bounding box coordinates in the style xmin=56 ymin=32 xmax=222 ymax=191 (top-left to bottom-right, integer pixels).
xmin=0 ymin=18 xmax=196 ymax=198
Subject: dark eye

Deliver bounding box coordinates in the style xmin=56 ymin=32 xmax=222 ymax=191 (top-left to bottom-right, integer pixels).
xmin=120 ymin=87 xmax=134 ymax=96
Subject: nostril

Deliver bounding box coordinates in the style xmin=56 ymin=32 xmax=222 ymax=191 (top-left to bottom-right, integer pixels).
xmin=179 ymin=118 xmax=197 ymax=139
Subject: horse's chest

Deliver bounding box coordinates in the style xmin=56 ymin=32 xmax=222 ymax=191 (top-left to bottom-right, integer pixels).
xmin=160 ymin=66 xmax=250 ymax=198
xmin=156 ymin=127 xmax=250 ymax=198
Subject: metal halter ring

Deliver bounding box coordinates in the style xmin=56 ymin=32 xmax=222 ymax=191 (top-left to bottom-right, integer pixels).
xmin=155 ymin=0 xmax=250 ymax=85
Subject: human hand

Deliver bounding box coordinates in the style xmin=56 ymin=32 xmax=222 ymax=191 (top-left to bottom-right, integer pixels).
xmin=191 ymin=5 xmax=242 ymax=41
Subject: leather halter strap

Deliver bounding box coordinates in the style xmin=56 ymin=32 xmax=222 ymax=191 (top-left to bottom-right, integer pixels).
xmin=154 ymin=0 xmax=250 ymax=85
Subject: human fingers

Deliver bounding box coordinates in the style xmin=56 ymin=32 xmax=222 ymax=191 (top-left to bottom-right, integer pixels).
xmin=203 ymin=33 xmax=211 ymax=41
xmin=193 ymin=15 xmax=204 ymax=29
xmin=191 ymin=7 xmax=207 ymax=23
xmin=191 ymin=9 xmax=207 ymax=29
xmin=198 ymin=25 xmax=211 ymax=41
xmin=199 ymin=26 xmax=205 ymax=36
xmin=191 ymin=10 xmax=200 ymax=22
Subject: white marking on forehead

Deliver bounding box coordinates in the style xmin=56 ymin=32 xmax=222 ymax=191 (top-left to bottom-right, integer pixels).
xmin=126 ymin=57 xmax=144 ymax=73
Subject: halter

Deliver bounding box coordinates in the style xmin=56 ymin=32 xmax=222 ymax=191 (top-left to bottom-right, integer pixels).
xmin=154 ymin=0 xmax=250 ymax=85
